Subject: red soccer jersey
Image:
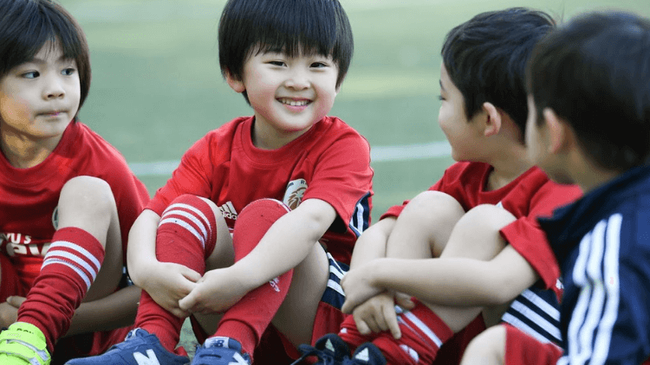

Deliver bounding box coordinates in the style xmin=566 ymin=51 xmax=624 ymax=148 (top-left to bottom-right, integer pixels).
xmin=148 ymin=116 xmax=374 ymax=264
xmin=382 ymin=161 xmax=582 ymax=294
xmin=0 ymin=122 xmax=150 ymax=288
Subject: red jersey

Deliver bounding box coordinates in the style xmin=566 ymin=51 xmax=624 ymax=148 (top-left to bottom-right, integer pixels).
xmin=382 ymin=161 xmax=581 ymax=292
xmin=0 ymin=122 xmax=150 ymax=288
xmin=148 ymin=116 xmax=374 ymax=264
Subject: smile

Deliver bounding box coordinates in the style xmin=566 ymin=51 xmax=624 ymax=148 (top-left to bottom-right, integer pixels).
xmin=278 ymin=98 xmax=310 ymax=107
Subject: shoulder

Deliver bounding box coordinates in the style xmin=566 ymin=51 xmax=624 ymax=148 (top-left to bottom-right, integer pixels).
xmin=316 ymin=116 xmax=368 ymax=142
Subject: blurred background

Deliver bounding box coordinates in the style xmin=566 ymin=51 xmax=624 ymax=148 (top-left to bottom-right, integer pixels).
xmin=61 ymin=0 xmax=650 ymax=221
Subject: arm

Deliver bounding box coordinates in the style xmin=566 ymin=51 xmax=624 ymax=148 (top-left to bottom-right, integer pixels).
xmin=341 ymin=244 xmax=539 ymax=313
xmin=349 ymin=217 xmax=395 ymax=269
xmin=126 ymin=209 xmax=160 ymax=286
xmin=178 ymin=198 xmax=337 ymax=313
xmin=224 ymin=198 xmax=336 ymax=289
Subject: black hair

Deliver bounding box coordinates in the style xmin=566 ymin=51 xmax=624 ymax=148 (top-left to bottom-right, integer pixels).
xmin=0 ymin=0 xmax=91 ymax=113
xmin=528 ymin=11 xmax=650 ymax=171
xmin=442 ymin=7 xmax=555 ymax=140
xmin=218 ymin=0 xmax=353 ymax=103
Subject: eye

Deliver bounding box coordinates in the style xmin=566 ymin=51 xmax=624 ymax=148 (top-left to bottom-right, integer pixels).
xmin=311 ymin=62 xmax=327 ymax=68
xmin=437 ymin=94 xmax=445 ymax=101
xmin=62 ymin=68 xmax=76 ymax=76
xmin=21 ymin=71 xmax=40 ymax=79
xmin=268 ymin=61 xmax=286 ymax=67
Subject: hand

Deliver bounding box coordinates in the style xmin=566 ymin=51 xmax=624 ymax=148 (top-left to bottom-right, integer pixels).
xmin=178 ymin=267 xmax=249 ymax=314
xmin=340 ymin=264 xmax=383 ymax=314
xmin=0 ymin=296 xmax=24 ymax=328
xmin=141 ymin=261 xmax=201 ymax=318
xmin=349 ymin=292 xmax=414 ymax=339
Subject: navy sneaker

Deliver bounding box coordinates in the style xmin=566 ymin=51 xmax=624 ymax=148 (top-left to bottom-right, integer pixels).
xmin=191 ymin=337 xmax=250 ymax=365
xmin=342 ymin=342 xmax=386 ymax=365
xmin=64 ymin=328 xmax=189 ymax=365
xmin=291 ymin=333 xmax=351 ymax=365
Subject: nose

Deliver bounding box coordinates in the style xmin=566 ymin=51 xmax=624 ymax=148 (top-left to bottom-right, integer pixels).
xmin=42 ymin=74 xmax=65 ymax=100
xmin=284 ymin=68 xmax=310 ymax=90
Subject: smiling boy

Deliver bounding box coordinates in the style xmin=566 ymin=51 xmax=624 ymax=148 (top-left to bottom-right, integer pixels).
xmin=66 ymin=0 xmax=373 ymax=364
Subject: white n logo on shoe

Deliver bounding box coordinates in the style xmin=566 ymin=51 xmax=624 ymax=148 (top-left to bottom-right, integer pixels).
xmin=355 ymin=348 xmax=370 ymax=362
xmin=133 ymin=349 xmax=160 ymax=365
xmin=229 ymin=352 xmax=249 ymax=365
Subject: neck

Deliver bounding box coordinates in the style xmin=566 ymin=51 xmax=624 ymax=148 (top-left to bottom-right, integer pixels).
xmin=0 ymin=130 xmax=62 ymax=169
xmin=573 ymin=164 xmax=622 ymax=194
xmin=251 ymin=118 xmax=311 ymax=150
xmin=485 ymin=141 xmax=532 ymax=191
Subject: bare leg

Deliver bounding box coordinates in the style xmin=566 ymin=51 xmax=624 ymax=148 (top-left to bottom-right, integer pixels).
xmin=460 ymin=325 xmax=507 ymax=365
xmin=386 ymin=191 xmax=465 ymax=259
xmin=422 ymin=204 xmax=516 ymax=333
xmin=55 ymin=176 xmax=124 ymax=303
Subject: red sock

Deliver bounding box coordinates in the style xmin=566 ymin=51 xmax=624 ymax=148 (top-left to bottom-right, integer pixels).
xmin=214 ymin=199 xmax=293 ymax=359
xmin=17 ymin=227 xmax=105 ymax=352
xmin=136 ymin=194 xmax=217 ymax=353
xmin=339 ymin=313 xmax=376 ymax=351
xmin=373 ymin=300 xmax=453 ymax=365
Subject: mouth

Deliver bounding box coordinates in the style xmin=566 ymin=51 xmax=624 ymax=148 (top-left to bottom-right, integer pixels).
xmin=39 ymin=110 xmax=65 ymax=118
xmin=277 ymin=98 xmax=311 ymax=107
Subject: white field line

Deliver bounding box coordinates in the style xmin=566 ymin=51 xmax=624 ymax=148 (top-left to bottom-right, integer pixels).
xmin=129 ymin=140 xmax=451 ymax=177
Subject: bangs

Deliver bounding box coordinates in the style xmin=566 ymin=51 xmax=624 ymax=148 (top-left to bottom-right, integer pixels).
xmin=247 ymin=1 xmax=339 ymax=59
xmin=219 ymin=0 xmax=353 ymax=85
xmin=0 ymin=0 xmax=91 ymax=111
xmin=1 ymin=1 xmax=84 ymax=75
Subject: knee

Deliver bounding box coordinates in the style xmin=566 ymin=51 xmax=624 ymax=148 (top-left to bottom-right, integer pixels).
xmin=401 ymin=191 xmax=464 ymax=223
xmin=457 ymin=204 xmax=517 ymax=233
xmin=461 ymin=325 xmax=507 ymax=365
xmin=59 ymin=176 xmax=116 ymax=218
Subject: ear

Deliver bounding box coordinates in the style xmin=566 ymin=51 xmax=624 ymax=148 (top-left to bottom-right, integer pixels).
xmin=481 ymin=102 xmax=502 ymax=137
xmin=225 ymin=70 xmax=246 ymax=93
xmin=543 ymin=108 xmax=573 ymax=154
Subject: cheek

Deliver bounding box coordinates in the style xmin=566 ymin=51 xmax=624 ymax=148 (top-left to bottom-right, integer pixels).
xmin=0 ymin=96 xmax=31 ymax=122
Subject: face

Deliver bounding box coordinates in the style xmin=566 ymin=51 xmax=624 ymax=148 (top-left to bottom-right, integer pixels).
xmin=438 ymin=64 xmax=484 ymax=161
xmin=231 ymin=48 xmax=339 ymax=148
xmin=0 ymin=42 xmax=81 ymax=142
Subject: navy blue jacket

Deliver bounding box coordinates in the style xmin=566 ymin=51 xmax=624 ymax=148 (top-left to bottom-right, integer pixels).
xmin=539 ymin=166 xmax=650 ymax=364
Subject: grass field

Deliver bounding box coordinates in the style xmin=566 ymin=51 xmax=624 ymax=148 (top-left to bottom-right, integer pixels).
xmin=60 ymin=0 xmax=650 ymax=219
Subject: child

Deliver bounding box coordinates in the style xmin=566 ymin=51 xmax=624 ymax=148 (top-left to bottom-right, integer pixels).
xmin=460 ymin=10 xmax=650 ymax=365
xmin=0 ymin=0 xmax=151 ymax=364
xmin=66 ymin=0 xmax=373 ymax=364
xmin=294 ymin=8 xmax=582 ymax=365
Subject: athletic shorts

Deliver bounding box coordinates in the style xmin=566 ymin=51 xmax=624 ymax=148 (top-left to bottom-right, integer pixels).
xmin=0 ymin=254 xmax=135 ymax=364
xmin=282 ymin=252 xmax=348 ymax=360
xmin=504 ymin=324 xmax=562 ymax=365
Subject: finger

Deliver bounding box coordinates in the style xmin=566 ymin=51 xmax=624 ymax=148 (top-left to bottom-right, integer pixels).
xmin=383 ymin=305 xmax=402 ymax=339
xmin=341 ymin=297 xmax=359 ymax=314
xmin=395 ymin=293 xmax=415 ymax=310
xmin=355 ymin=318 xmax=371 ymax=335
xmin=6 ymin=296 xmax=25 ymax=308
xmin=375 ymin=311 xmax=390 ymax=332
xmin=178 ymin=291 xmax=198 ymax=311
xmin=182 ymin=268 xmax=202 ymax=283
xmin=362 ymin=315 xmax=381 ymax=334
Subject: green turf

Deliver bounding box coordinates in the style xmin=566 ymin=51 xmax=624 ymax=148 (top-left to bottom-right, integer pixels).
xmin=61 ymin=0 xmax=650 ymax=219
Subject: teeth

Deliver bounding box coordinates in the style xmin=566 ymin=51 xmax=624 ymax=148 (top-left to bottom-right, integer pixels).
xmin=279 ymin=99 xmax=309 ymax=106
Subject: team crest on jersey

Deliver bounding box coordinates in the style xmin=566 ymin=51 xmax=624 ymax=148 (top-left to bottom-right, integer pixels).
xmin=52 ymin=206 xmax=59 ymax=229
xmin=283 ymin=179 xmax=307 ymax=210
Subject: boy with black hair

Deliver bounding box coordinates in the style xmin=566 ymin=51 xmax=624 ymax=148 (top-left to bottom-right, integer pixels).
xmin=66 ymin=0 xmax=373 ymax=364
xmin=0 ymin=0 xmax=150 ymax=364
xmin=295 ymin=8 xmax=582 ymax=365
xmin=460 ymin=10 xmax=650 ymax=365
